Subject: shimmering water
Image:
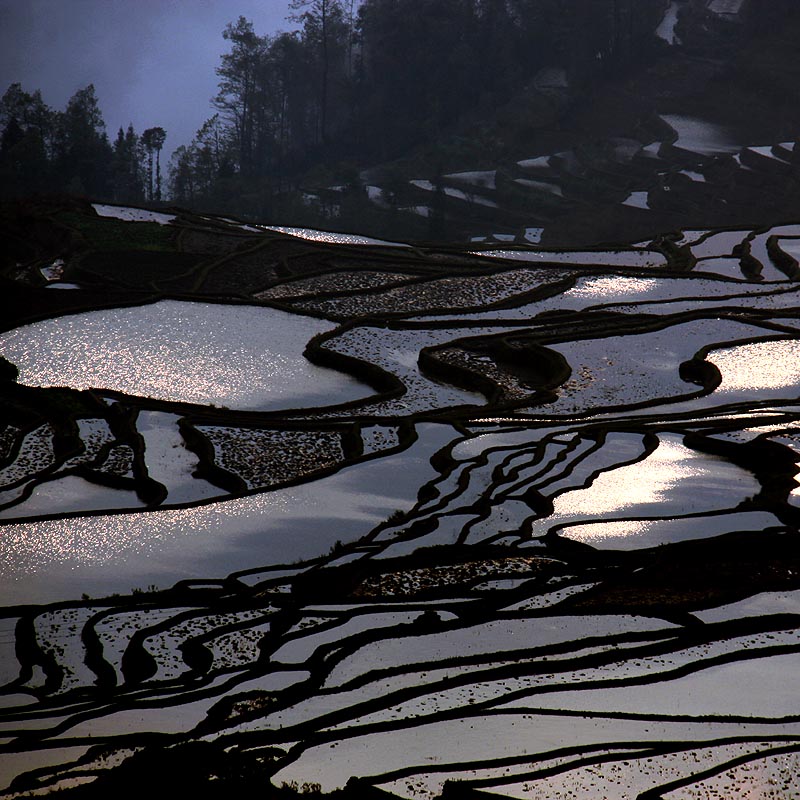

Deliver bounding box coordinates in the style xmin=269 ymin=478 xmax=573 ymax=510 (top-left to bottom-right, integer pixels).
xmin=661 ymin=114 xmax=738 ymax=155
xmin=710 ymin=338 xmax=800 ymax=399
xmin=92 ymin=204 xmax=176 ymax=225
xmin=0 ymin=300 xmax=372 ymax=411
xmin=261 ymin=225 xmax=406 ymax=247
xmin=4 ymin=214 xmax=800 ymax=798
xmin=472 ymin=249 xmax=666 ymax=267
xmin=0 ymin=424 xmax=458 ymax=605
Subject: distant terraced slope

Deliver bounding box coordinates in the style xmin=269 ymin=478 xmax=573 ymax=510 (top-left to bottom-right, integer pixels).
xmin=0 ymin=203 xmax=800 ymax=797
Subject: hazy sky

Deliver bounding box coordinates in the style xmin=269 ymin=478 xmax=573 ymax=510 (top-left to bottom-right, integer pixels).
xmin=0 ymin=0 xmax=294 ymax=161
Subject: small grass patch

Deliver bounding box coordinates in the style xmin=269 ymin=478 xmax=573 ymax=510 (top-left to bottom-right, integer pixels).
xmin=54 ymin=211 xmax=176 ymax=253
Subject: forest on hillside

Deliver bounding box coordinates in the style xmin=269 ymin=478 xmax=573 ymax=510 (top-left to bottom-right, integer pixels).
xmin=1 ymin=0 xmax=797 ymax=233
xmin=168 ymin=0 xmax=667 ymax=210
xmin=0 ymin=1 xmax=671 ymax=203
xmin=0 ymin=82 xmax=166 ymax=205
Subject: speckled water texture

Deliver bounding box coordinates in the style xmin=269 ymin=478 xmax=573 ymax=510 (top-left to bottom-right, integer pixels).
xmin=2 ymin=205 xmax=800 ymax=797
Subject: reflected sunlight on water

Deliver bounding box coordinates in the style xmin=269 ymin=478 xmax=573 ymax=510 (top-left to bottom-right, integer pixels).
xmin=554 ymin=436 xmax=701 ymax=517
xmin=567 ymin=276 xmax=660 ymax=299
xmin=261 ymin=225 xmax=406 ymax=247
xmin=472 ymin=249 xmax=667 ymax=267
xmin=0 ymin=423 xmax=458 ymax=605
xmin=561 ymin=519 xmax=652 ymax=541
xmin=551 ymin=434 xmax=758 ymax=521
xmin=710 ymin=339 xmax=800 ymax=395
xmin=0 ymin=301 xmax=371 ymax=410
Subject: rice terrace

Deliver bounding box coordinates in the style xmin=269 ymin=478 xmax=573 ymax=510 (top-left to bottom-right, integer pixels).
xmin=0 ymin=195 xmax=799 ymax=797
xmin=3 ymin=0 xmax=800 ymax=797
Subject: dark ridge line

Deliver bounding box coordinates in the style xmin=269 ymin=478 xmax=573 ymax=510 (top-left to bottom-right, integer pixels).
xmin=471 ymin=705 xmax=800 ymax=726
xmin=403 ymin=280 xmax=800 ymax=327
xmin=638 ymin=740 xmax=800 ymax=799
xmin=294 ymin=733 xmax=800 ymax=792
xmin=453 ymin=434 xmax=623 ymax=546
xmin=367 ymin=735 xmax=800 ymax=793
xmin=314 ymin=626 xmax=686 ymax=698
xmin=284 ymin=272 xmax=579 ymax=325
xmin=359 ymin=744 xmax=668 ymax=790
xmin=524 ymin=431 xmax=656 ymax=507
xmin=450 ymin=738 xmax=800 ymax=795
xmin=264 ymin=630 xmax=800 ymax=753
xmin=218 ymin=618 xmax=792 ymax=749
xmin=0 ymin=418 xmax=421 ymax=527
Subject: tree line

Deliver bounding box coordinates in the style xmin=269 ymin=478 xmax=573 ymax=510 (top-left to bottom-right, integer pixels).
xmin=1 ymin=0 xmax=667 ymax=214
xmin=0 ymin=82 xmax=166 ymax=204
xmin=169 ymin=0 xmax=665 ymax=217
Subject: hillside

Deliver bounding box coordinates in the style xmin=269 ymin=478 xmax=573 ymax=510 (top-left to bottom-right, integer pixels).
xmin=0 ymin=200 xmax=800 ymax=796
xmin=283 ymin=0 xmax=800 ymax=247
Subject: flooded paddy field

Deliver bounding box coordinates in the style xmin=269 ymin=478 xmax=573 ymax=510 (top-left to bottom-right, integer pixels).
xmin=1 ymin=202 xmax=800 ymax=797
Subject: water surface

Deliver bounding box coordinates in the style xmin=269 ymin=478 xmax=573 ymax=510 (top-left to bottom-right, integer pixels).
xmin=0 ymin=300 xmax=371 ymax=411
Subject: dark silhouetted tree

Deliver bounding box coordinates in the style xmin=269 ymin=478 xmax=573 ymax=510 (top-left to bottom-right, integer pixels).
xmin=0 ymin=83 xmax=54 ymax=197
xmin=112 ymin=124 xmax=145 ymax=203
xmin=214 ymin=17 xmax=265 ymax=178
xmin=53 ymin=84 xmax=113 ymax=197
xmin=290 ymin=0 xmax=351 ymax=145
xmin=141 ymin=126 xmax=167 ymax=201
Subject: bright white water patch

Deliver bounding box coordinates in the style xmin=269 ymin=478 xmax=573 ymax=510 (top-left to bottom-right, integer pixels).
xmin=324 ymin=325 xmax=488 ymax=414
xmin=410 ymin=180 xmax=498 ymax=208
xmin=680 ymin=169 xmax=706 ymax=182
xmin=275 ymin=714 xmax=763 ymax=795
xmin=746 ymin=224 xmax=800 ymax=277
xmin=661 ymin=114 xmax=738 ymax=155
xmin=641 ymin=141 xmax=662 ymax=158
xmin=748 ymin=145 xmax=782 ymax=161
xmin=415 ymin=276 xmax=768 ymax=324
xmin=696 ymin=589 xmax=800 ymax=623
xmin=732 ymin=153 xmax=751 ymax=171
xmin=473 ymin=249 xmax=666 ymax=267
xmin=574 ymin=275 xmax=660 ymax=297
xmin=688 ymin=230 xmax=748 ymax=260
xmin=261 ymin=225 xmax=406 ymax=247
xmin=559 ymin=510 xmax=781 ymax=550
xmin=0 ymin=423 xmax=458 ymax=605
xmin=366 ymin=185 xmax=389 ymax=208
xmin=693 ymin=257 xmax=746 ymax=281
xmin=0 ymin=301 xmax=371 ymax=411
xmin=444 ymin=170 xmax=496 ymax=189
xmin=534 ymin=434 xmax=761 ymax=532
xmin=91 ymin=204 xmax=176 ymax=225
xmin=777 ymin=238 xmax=800 ymax=260
xmin=136 ymin=411 xmax=218 ymax=504
xmin=709 ymin=339 xmax=800 ymax=400
xmin=524 ymin=227 xmax=544 ymax=243
xmin=517 ymin=156 xmax=551 ymax=169
xmin=528 ymin=651 xmax=800 ymax=719
xmin=0 ymin=476 xmax=143 ymax=520
xmin=674 ymin=229 xmax=711 ymax=246
xmin=656 ymin=1 xmax=681 ymax=45
xmin=622 ymin=190 xmax=650 ymax=209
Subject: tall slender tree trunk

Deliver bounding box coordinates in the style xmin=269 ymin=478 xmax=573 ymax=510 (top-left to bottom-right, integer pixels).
xmin=155 ymin=147 xmax=162 ymax=201
xmin=347 ymin=0 xmax=355 ymax=76
xmin=147 ymin=148 xmax=154 ymax=201
xmin=320 ymin=0 xmax=329 ymax=145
